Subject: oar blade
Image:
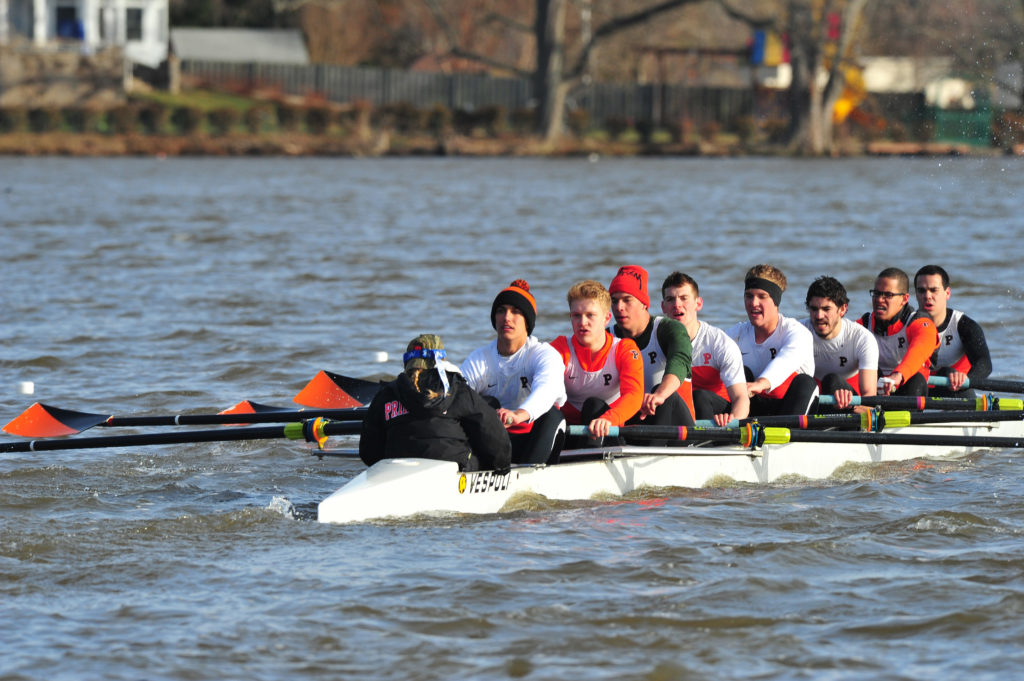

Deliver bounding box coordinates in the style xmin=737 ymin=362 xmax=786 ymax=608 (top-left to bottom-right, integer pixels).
xmin=2 ymin=402 xmax=111 ymax=438
xmin=294 ymin=371 xmax=380 ymax=409
xmin=218 ymin=400 xmax=292 ymax=415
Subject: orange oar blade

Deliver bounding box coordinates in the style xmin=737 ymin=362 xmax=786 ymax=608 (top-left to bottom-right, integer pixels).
xmin=3 ymin=402 xmax=110 ymax=438
xmin=294 ymin=371 xmax=367 ymax=409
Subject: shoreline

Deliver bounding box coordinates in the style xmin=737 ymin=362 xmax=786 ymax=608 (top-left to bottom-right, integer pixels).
xmin=0 ymin=131 xmax=1014 ymax=158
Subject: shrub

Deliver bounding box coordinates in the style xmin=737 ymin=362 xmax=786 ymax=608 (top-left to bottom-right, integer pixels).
xmin=635 ymin=119 xmax=654 ymax=143
xmin=28 ymin=107 xmax=62 ymax=133
xmin=305 ymin=105 xmax=333 ymax=135
xmin=426 ymin=104 xmax=451 ymax=136
xmin=171 ymin=106 xmax=204 ymax=135
xmin=0 ymin=107 xmax=28 ymax=133
xmin=475 ymin=105 xmax=505 ymax=135
xmin=275 ymin=102 xmax=301 ymax=132
xmin=698 ymin=119 xmax=720 ymax=142
xmin=510 ymin=107 xmax=536 ymax=134
xmin=567 ymin=108 xmax=590 ymax=137
xmin=605 ymin=115 xmax=630 ymax=140
xmin=64 ymin=106 xmax=102 ymax=133
xmin=138 ymin=102 xmax=170 ymax=134
xmin=207 ymin=107 xmax=240 ymax=136
xmin=731 ymin=115 xmax=755 ymax=143
xmin=453 ymin=108 xmax=476 ymax=135
xmin=106 ymin=105 xmax=138 ymax=134
xmin=244 ymin=104 xmax=273 ymax=134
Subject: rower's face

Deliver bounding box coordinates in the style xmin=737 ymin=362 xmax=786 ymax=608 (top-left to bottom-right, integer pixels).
xmin=494 ymin=304 xmax=528 ymax=343
xmin=611 ymin=292 xmax=648 ymax=335
xmin=661 ymin=284 xmax=703 ymax=325
xmin=570 ymin=298 xmax=611 ymax=347
xmin=806 ymin=296 xmax=846 ymax=339
xmin=871 ymin=276 xmax=908 ymax=322
xmin=744 ymin=288 xmax=778 ymax=329
xmin=914 ymin=274 xmax=950 ymax=317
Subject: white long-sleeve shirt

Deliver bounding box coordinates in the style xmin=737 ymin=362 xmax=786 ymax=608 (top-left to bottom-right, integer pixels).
xmin=460 ymin=336 xmax=567 ymax=422
xmin=726 ymin=315 xmax=814 ymax=391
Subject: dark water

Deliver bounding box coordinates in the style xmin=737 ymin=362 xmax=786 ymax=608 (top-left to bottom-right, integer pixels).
xmin=1 ymin=156 xmax=1023 ymax=680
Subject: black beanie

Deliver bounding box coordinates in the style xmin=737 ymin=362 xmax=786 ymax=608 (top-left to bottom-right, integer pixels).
xmin=490 ymin=279 xmax=537 ymax=335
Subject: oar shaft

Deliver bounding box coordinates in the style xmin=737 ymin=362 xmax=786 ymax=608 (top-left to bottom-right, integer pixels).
xmin=102 ymin=408 xmax=367 ymax=428
xmin=929 ymin=376 xmax=1024 ymax=394
xmin=0 ymin=420 xmax=360 ymax=453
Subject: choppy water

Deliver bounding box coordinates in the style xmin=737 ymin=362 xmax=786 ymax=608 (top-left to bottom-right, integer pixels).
xmin=1 ymin=156 xmax=1023 ymax=680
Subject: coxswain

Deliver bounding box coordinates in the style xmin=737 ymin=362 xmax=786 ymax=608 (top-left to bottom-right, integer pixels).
xmin=360 ymin=334 xmax=511 ymax=473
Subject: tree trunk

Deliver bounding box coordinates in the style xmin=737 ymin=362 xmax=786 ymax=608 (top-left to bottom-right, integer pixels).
xmin=535 ymin=0 xmax=567 ymax=141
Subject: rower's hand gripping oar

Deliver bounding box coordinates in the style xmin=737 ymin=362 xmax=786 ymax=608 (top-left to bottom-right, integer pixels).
xmin=0 ymin=417 xmax=360 ymax=454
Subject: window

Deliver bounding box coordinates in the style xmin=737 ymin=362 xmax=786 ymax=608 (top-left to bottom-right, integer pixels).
xmin=126 ymin=7 xmax=142 ymax=41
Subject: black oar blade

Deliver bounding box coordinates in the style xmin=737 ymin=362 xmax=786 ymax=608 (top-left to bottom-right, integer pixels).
xmin=2 ymin=403 xmax=111 ymax=438
xmin=294 ymin=371 xmax=381 ymax=409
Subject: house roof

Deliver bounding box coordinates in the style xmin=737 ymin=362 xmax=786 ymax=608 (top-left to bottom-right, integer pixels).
xmin=170 ymin=28 xmax=309 ymax=64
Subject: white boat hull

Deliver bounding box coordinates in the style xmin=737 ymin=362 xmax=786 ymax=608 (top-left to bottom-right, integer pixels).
xmin=317 ymin=419 xmax=1024 ymax=524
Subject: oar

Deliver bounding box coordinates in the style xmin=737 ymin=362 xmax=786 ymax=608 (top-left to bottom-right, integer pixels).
xmin=929 ymin=376 xmax=1024 ymax=394
xmin=700 ymin=409 xmax=1024 ymax=431
xmin=2 ymin=401 xmax=368 ymax=438
xmin=294 ymin=371 xmax=382 ymax=408
xmin=568 ymin=424 xmax=1024 ymax=449
xmin=817 ymin=394 xmax=1023 ymax=411
xmin=0 ymin=418 xmax=360 ymax=454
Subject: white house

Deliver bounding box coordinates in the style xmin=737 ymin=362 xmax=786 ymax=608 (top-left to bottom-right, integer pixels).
xmin=0 ymin=0 xmax=167 ymax=68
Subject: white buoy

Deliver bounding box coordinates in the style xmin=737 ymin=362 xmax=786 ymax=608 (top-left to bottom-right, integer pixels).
xmin=18 ymin=381 xmax=34 ymax=395
xmin=373 ymin=352 xmax=388 ymax=363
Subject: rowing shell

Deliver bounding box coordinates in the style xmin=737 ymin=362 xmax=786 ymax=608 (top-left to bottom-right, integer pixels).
xmin=317 ymin=418 xmax=1024 ymax=524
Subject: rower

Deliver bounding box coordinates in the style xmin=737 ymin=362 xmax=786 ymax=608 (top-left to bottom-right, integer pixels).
xmin=660 ymin=271 xmax=749 ymax=427
xmin=913 ymin=264 xmax=992 ymax=398
xmin=801 ymin=276 xmax=878 ymax=410
xmin=859 ymin=267 xmax=939 ymax=397
xmin=360 ymin=334 xmax=511 ymax=473
xmin=608 ymin=265 xmax=696 ymax=434
xmin=726 ymin=264 xmax=818 ymax=416
xmin=460 ymin=279 xmax=567 ymax=465
xmin=549 ymin=280 xmax=643 ymax=447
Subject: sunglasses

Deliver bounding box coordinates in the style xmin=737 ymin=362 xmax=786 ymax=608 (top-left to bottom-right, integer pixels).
xmin=869 ymin=289 xmax=906 ymax=300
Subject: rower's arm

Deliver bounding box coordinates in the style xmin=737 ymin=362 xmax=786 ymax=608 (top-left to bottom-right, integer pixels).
xmin=894 ymin=317 xmax=938 ymax=380
xmin=959 ymin=314 xmax=992 ymax=380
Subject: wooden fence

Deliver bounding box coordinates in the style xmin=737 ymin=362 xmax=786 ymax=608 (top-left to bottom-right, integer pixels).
xmin=181 ymin=60 xmax=755 ymax=129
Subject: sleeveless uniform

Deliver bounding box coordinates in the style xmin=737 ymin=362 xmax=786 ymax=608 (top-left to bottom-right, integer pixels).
xmin=550 ymin=333 xmax=643 ymax=426
xmin=564 ymin=336 xmax=623 ymax=409
xmin=934 ymin=309 xmax=968 ymax=371
xmin=690 ymin=321 xmax=746 ymax=400
xmin=614 ymin=315 xmax=696 ymax=418
xmin=859 ymin=306 xmax=938 ymax=379
xmin=801 ymin=317 xmax=878 ymax=388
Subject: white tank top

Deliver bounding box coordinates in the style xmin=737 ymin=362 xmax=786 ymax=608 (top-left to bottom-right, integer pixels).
xmin=564 ymin=337 xmax=622 ymax=410
xmin=935 ymin=309 xmax=967 ymax=368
